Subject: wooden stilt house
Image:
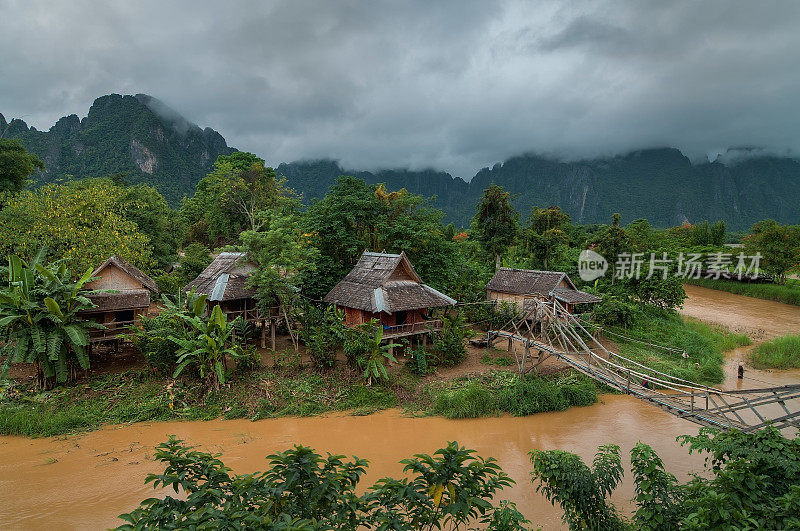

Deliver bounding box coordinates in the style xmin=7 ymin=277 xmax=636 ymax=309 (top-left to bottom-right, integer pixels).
xmin=80 ymin=255 xmax=160 ymax=343
xmin=184 ymin=252 xmax=263 ymax=321
xmin=485 ymin=268 xmax=601 ymax=315
xmin=324 ymin=251 xmax=456 ymax=339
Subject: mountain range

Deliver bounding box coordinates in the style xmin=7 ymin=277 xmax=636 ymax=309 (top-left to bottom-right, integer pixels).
xmin=5 ymin=94 xmax=800 ymax=230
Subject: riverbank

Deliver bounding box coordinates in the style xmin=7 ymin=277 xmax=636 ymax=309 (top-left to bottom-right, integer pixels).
xmin=0 ymin=362 xmax=607 ymax=438
xmin=685 ymin=277 xmax=800 ymax=306
xmin=750 ymin=334 xmax=800 ymax=370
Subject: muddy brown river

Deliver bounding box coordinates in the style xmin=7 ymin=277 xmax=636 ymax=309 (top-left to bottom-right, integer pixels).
xmin=1 ymin=286 xmax=799 ymax=530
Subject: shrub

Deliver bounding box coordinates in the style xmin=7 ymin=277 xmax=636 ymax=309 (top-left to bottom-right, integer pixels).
xmin=234 ymin=345 xmax=261 ymax=373
xmin=591 ymin=296 xmax=641 ymax=328
xmin=751 ymin=333 xmax=800 ymax=369
xmin=431 ymin=313 xmax=473 ymax=367
xmin=298 ymin=304 xmax=347 ymax=369
xmin=497 ymin=377 xmax=569 ymax=416
xmin=433 ymin=381 xmax=498 ymax=419
xmin=406 ymin=344 xmax=431 ymax=375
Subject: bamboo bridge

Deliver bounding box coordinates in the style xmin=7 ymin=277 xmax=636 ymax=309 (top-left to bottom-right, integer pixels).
xmin=489 ymin=300 xmax=800 ymax=433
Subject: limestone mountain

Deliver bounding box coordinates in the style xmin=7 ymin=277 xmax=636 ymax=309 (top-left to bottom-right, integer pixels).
xmin=1 ymin=94 xmax=234 ymax=204
xmin=5 ymin=94 xmax=800 ymax=229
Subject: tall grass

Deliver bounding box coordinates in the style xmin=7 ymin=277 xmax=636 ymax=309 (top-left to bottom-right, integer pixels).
xmin=610 ymin=306 xmax=751 ymax=385
xmin=751 ymin=334 xmax=800 ymax=369
xmin=431 ymin=373 xmax=598 ymax=419
xmin=686 ymin=278 xmax=800 ymax=306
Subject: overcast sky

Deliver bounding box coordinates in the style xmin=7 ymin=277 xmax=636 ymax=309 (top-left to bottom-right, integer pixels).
xmin=2 ymin=0 xmax=799 ymax=179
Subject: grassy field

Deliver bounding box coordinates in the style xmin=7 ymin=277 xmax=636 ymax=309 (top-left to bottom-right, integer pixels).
xmin=685 ymin=277 xmax=800 ymax=306
xmin=605 ymin=307 xmax=751 ymax=384
xmin=750 ymin=334 xmax=800 ymax=369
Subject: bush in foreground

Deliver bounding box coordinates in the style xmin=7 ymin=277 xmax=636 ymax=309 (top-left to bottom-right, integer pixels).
xmin=117 ymin=438 xmax=529 ymax=530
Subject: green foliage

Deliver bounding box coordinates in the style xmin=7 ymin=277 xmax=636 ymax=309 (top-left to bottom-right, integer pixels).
xmin=431 ymin=373 xmax=599 ymax=419
xmin=751 ymin=333 xmax=800 ymax=369
xmin=0 ymin=138 xmax=44 ymax=193
xmin=344 ymin=324 xmax=398 ymax=385
xmin=630 ymin=442 xmax=683 ymax=530
xmin=300 ymin=176 xmax=461 ymax=300
xmin=591 ymin=295 xmax=642 ymax=327
xmin=430 ymin=312 xmax=472 ymax=367
xmin=118 ymin=438 xmax=522 ymax=530
xmin=297 ymin=304 xmax=348 ymax=369
xmin=471 ymin=183 xmax=519 ymax=266
xmin=170 ymin=304 xmax=242 ymax=390
xmin=530 ymin=444 xmax=626 ymax=530
xmin=0 ymin=250 xmax=101 ymax=387
xmin=744 ymin=219 xmax=800 ymax=283
xmin=406 ymin=344 xmax=432 ymax=375
xmin=526 ymin=206 xmax=571 ymax=269
xmin=433 ymin=381 xmax=498 ymax=419
xmin=0 ymin=179 xmax=154 ymax=273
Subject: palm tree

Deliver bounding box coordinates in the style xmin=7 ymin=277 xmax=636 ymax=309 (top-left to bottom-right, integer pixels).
xmin=0 ymin=249 xmax=102 ymax=388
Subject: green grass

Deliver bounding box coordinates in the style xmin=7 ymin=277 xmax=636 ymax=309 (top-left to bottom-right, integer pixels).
xmin=429 ymin=371 xmax=600 ymax=419
xmin=685 ymin=277 xmax=800 ymax=306
xmin=751 ymin=334 xmax=800 ymax=369
xmin=609 ymin=306 xmax=751 ymax=385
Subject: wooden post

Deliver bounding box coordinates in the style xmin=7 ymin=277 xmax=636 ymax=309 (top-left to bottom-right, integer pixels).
xmin=626 ymin=369 xmax=631 ymax=394
xmin=507 ymin=336 xmax=512 ymax=352
xmin=691 ymin=389 xmax=695 ymax=414
xmin=260 ymin=319 xmax=267 ymax=349
xmin=271 ymin=319 xmax=276 ymax=351
xmin=423 ymin=333 xmax=427 ymax=347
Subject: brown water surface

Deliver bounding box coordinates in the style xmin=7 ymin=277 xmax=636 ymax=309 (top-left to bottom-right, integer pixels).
xmin=2 ymin=286 xmax=800 ymax=530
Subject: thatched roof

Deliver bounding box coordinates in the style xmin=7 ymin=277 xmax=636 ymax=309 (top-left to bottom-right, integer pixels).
xmin=92 ymin=255 xmax=159 ymax=293
xmin=85 ymin=290 xmax=150 ymax=312
xmin=324 ymin=251 xmax=456 ymax=313
xmin=184 ymin=252 xmax=257 ymax=302
xmin=486 ymin=268 xmax=600 ymax=304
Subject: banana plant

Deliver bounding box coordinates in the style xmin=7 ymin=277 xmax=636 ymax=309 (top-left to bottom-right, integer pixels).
xmin=358 ymin=326 xmax=399 ymax=385
xmin=0 ymin=249 xmax=102 ymax=387
xmin=169 ymin=304 xmax=241 ymax=390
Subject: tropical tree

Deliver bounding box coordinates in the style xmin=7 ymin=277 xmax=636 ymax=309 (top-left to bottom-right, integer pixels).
xmin=744 ymin=219 xmax=800 ymax=283
xmin=0 ymin=138 xmax=44 ymax=193
xmin=180 ymin=152 xmax=289 ymax=245
xmin=169 ymin=303 xmax=242 ymax=390
xmin=471 ymin=184 xmax=519 ymax=269
xmin=527 ymin=206 xmax=571 ymax=269
xmin=0 ymin=250 xmax=101 ymax=387
xmin=0 ymin=179 xmax=152 ymax=273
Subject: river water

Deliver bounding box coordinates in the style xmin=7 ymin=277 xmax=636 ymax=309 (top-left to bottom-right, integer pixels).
xmin=1 ymin=286 xmax=799 ymax=530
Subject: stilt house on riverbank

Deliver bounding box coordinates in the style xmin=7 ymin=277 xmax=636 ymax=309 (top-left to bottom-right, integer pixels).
xmin=485 ymin=268 xmax=601 ymax=315
xmin=80 ymin=255 xmax=160 ymax=342
xmin=184 ymin=251 xmax=267 ymax=321
xmin=324 ymin=251 xmax=456 ymax=339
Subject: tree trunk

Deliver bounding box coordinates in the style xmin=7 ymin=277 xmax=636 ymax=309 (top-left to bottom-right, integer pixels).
xmin=495 ymin=253 xmax=501 ymax=270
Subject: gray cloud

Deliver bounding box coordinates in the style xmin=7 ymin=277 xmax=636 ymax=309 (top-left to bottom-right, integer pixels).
xmin=2 ymin=0 xmax=800 ymax=179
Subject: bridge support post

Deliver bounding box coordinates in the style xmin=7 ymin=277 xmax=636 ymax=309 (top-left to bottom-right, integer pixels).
xmin=626 ymin=370 xmax=631 ymax=394
xmin=691 ymin=390 xmax=695 ymax=414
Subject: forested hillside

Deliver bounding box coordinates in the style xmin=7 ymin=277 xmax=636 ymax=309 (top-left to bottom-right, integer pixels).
xmin=6 ymin=93 xmax=800 ymax=229
xmin=1 ymin=94 xmax=233 ymax=204
xmin=278 ymin=149 xmax=800 ymax=230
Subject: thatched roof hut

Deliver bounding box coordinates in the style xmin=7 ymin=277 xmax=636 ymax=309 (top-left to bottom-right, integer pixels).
xmin=324 ymin=251 xmax=455 ymax=334
xmin=184 ymin=251 xmax=256 ymax=302
xmin=84 ymin=255 xmax=159 ymax=313
xmin=183 ymin=252 xmax=271 ymax=321
xmin=486 ymin=268 xmax=601 ymax=313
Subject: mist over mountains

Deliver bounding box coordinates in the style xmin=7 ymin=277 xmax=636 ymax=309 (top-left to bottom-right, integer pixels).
xmin=5 ymin=94 xmax=800 ymax=230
